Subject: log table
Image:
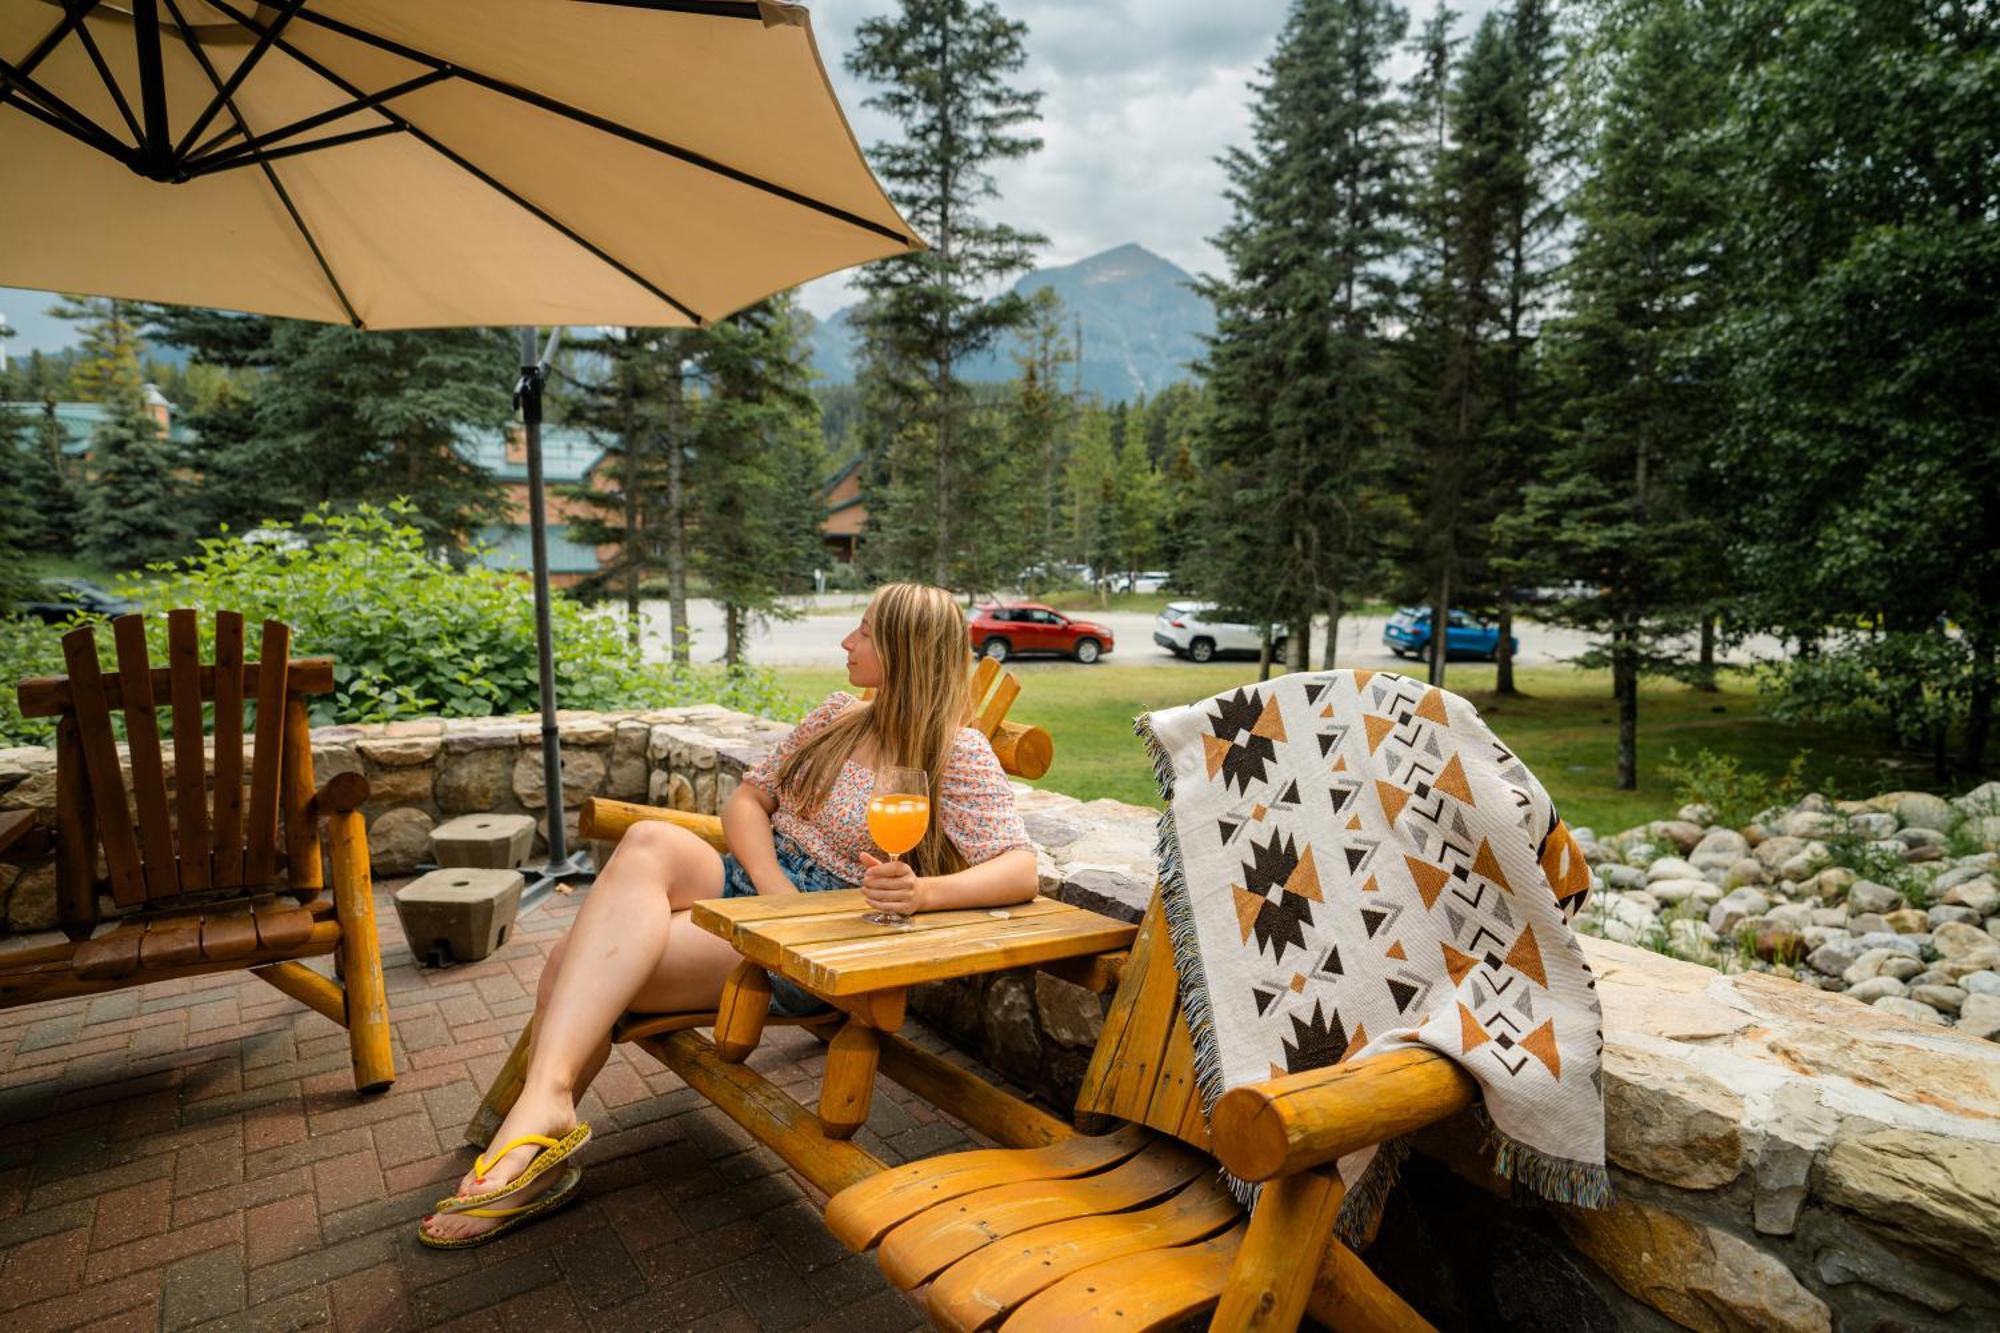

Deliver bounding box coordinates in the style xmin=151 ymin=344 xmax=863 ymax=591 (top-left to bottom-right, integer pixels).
xmin=692 ymin=888 xmax=1137 ymax=1139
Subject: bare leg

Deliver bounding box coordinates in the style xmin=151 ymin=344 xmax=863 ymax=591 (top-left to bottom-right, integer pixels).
xmin=423 ymin=823 xmax=742 ymax=1242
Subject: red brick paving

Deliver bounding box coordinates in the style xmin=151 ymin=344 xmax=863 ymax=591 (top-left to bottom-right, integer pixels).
xmin=0 ymin=880 xmax=981 ymax=1330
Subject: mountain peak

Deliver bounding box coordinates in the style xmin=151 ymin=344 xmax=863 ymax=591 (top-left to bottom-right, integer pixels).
xmin=808 ymin=241 xmax=1212 ymax=401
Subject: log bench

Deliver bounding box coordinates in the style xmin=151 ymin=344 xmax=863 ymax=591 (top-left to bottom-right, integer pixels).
xmin=470 ymin=798 xmax=1476 ymax=1331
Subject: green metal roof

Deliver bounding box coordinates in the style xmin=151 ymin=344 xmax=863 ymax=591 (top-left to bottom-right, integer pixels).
xmin=1 ymin=397 xmax=197 ymax=452
xmin=468 ymin=523 xmax=601 ymax=575
xmin=454 ymin=424 xmax=606 ymax=484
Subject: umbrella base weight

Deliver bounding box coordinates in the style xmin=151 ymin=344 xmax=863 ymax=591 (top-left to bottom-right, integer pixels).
xmin=393 ymin=868 xmax=526 ymax=968
xmin=431 ymin=814 xmax=537 ymax=870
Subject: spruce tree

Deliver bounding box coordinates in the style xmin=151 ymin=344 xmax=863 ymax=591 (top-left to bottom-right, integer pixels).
xmin=1009 ymin=288 xmax=1077 ymax=582
xmin=14 ymin=400 xmax=84 ymax=558
xmin=687 ymin=295 xmax=828 ymax=665
xmin=847 ymin=0 xmax=1046 ymax=588
xmin=1505 ymin=0 xmax=1726 ymax=789
xmin=0 ymin=402 xmax=34 ymax=605
xmin=1193 ymin=0 xmax=1409 ymax=676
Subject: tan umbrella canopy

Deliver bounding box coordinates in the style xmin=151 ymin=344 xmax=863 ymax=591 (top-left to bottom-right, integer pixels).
xmin=0 ymin=0 xmax=917 ymax=328
xmin=2 ymin=0 xmax=920 ymax=892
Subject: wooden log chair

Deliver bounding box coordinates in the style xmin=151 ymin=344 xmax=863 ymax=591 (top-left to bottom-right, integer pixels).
xmin=465 ymin=655 xmax=1053 ymax=1145
xmin=467 ymin=662 xmax=1475 ymax=1329
xmin=6 ymin=612 xmax=395 ymax=1094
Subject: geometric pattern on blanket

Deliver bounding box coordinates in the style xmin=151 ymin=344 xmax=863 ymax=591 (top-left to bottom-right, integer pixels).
xmin=1139 ymin=669 xmax=1611 ymax=1240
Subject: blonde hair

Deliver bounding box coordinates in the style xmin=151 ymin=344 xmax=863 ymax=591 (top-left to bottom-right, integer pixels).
xmin=773 ymin=582 xmax=974 ymax=876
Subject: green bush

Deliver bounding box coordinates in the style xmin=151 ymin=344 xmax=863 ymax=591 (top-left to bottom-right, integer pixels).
xmin=0 ymin=502 xmax=799 ymax=743
xmin=1657 ymin=747 xmax=1813 ymax=830
xmin=0 ymin=617 xmax=67 ymax=746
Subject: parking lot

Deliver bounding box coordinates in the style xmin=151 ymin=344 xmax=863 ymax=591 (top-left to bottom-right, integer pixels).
xmin=635 ymin=598 xmax=1781 ymax=671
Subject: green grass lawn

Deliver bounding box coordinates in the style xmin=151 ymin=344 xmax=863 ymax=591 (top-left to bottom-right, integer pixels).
xmin=770 ymin=662 xmax=1933 ymax=836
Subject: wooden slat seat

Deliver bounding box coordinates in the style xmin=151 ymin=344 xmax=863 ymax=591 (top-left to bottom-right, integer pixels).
xmin=8 ymin=612 xmax=394 ymax=1095
xmin=823 ymin=895 xmax=1455 ymax=1332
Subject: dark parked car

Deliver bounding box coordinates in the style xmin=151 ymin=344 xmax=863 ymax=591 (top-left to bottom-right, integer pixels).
xmin=1382 ymin=607 xmax=1518 ymax=661
xmin=969 ymin=603 xmax=1114 ymax=664
xmin=14 ymin=578 xmax=138 ymax=625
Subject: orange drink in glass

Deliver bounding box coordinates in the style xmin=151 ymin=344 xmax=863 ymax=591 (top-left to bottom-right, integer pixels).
xmin=863 ymin=766 xmax=929 ymax=927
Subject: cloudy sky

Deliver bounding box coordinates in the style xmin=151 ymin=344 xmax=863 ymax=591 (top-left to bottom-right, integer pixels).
xmin=797 ymin=0 xmax=1497 ymax=317
xmin=0 ymin=0 xmax=1496 ymax=354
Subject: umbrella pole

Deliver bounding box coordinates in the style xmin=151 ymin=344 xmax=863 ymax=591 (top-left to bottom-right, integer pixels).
xmin=518 ymin=325 xmax=594 ymax=911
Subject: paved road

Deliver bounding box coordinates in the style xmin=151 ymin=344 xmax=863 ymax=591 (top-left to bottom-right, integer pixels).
xmin=623 ymin=596 xmax=1783 ymax=671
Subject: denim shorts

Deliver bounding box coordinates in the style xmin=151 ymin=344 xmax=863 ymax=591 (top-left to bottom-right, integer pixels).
xmin=719 ymin=835 xmax=846 ymax=1017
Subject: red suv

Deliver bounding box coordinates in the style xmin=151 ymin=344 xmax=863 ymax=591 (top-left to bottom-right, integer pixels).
xmin=968 ymin=603 xmax=1115 ymax=664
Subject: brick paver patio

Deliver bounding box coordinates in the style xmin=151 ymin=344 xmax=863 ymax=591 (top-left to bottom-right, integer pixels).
xmin=0 ymin=878 xmax=1000 ymax=1332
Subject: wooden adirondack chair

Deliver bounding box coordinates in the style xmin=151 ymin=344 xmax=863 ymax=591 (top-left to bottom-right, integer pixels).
xmin=6 ymin=611 xmax=394 ymax=1094
xmin=820 ymin=893 xmax=1471 ymax=1331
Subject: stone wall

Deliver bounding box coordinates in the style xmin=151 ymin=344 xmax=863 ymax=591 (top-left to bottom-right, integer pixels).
xmin=4 ymin=707 xmax=1998 ymax=1328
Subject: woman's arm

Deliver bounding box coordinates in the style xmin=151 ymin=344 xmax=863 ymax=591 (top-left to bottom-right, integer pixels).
xmin=858 ymin=846 xmax=1037 ymax=917
xmin=721 ymin=780 xmax=799 ymax=896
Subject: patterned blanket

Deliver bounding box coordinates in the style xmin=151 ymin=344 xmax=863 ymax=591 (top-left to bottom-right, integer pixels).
xmin=1137 ymin=669 xmax=1610 ymax=1241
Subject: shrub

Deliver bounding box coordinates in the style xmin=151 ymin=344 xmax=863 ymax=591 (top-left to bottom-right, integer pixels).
xmin=0 ymin=502 xmax=801 ymax=742
xmin=1658 ymin=747 xmax=1811 ymax=830
xmin=0 ymin=617 xmax=66 ymax=746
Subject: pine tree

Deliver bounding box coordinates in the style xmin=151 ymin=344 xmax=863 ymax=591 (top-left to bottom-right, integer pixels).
xmin=1009 ymin=288 xmax=1077 ymax=581
xmin=1505 ymin=0 xmax=1727 ymax=789
xmin=0 ymin=402 xmax=35 ymax=605
xmin=687 ymin=295 xmax=828 ymax=665
xmin=49 ymin=297 xmax=183 ymax=568
xmin=1193 ymin=0 xmax=1409 ymax=677
xmin=847 ymin=0 xmax=1046 ymax=588
xmin=13 ymin=400 xmax=84 ymax=558
xmin=561 ymin=326 xmax=695 ymax=652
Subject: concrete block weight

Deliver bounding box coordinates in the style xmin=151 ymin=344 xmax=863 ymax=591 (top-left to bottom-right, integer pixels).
xmin=393 ymin=868 xmax=525 ymax=967
xmin=431 ymin=813 xmax=536 ymax=870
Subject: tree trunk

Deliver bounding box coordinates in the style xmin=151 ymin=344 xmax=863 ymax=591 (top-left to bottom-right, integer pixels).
xmin=1288 ymin=616 xmax=1311 ymax=673
xmin=1697 ymin=612 xmax=1718 ymax=692
xmin=623 ymin=419 xmax=642 ymax=652
xmin=1613 ymin=619 xmax=1638 ymax=791
xmin=932 ymin=376 xmax=952 ymax=586
xmin=1428 ymin=567 xmax=1451 ymax=688
xmin=1495 ymin=595 xmax=1518 ymax=695
xmin=665 ymin=360 xmax=690 ymax=666
xmin=1322 ymin=593 xmax=1341 ymax=670
xmin=1964 ymin=627 xmax=1995 ymax=776
xmin=723 ymin=603 xmax=743 ymax=668
xmin=1257 ymin=629 xmax=1274 ymax=683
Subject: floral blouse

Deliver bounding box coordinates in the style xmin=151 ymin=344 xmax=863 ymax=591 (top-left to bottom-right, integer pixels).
xmin=743 ymin=692 xmax=1032 ymax=884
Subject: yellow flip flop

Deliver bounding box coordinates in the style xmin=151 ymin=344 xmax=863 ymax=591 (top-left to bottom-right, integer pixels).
xmin=418 ymin=1164 xmax=583 ymax=1250
xmin=433 ymin=1122 xmax=592 ymax=1215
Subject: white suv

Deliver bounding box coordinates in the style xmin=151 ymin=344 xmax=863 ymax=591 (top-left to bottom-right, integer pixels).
xmin=1153 ymin=603 xmax=1285 ymax=663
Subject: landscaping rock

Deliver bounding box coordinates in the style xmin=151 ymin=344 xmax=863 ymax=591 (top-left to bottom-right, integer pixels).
xmin=1872 ymin=995 xmax=1946 ymax=1025
xmin=1806 ymin=939 xmax=1862 ymax=978
xmin=1843 ymin=949 xmax=1923 ymax=985
xmin=434 ymin=748 xmax=514 ymax=815
xmin=1708 ymin=888 xmax=1770 ymax=935
xmin=1962 ymin=970 xmax=2000 ymax=997
xmin=1602 ymin=863 xmax=1649 ymax=892
xmin=1882 ymin=908 xmax=1929 ymax=934
xmin=1651 ymin=820 xmax=1705 ymax=854
xmin=512 ymin=749 xmax=606 ymax=809
xmin=1910 ymin=983 xmax=1968 ymax=1015
xmin=1844 ymin=880 xmax=1902 ymax=915
xmin=1848 ymin=811 xmax=1898 ymax=841
xmin=1645 ymin=856 xmax=1701 ymax=884
xmin=1927 ymin=905 xmax=1981 ymax=929
xmin=1933 ymin=920 xmax=1996 ymax=959
xmin=1942 ymin=878 xmax=2000 ymax=916
xmin=1752 ymin=835 xmax=1808 ymax=870
xmin=1891 ymin=792 xmax=1955 ymax=831
xmin=1692 ymin=827 xmax=1750 ymax=861
xmin=1783 ymin=809 xmax=1845 ymax=840
xmin=1723 ymin=859 xmax=1770 ymax=889
xmin=1647 ymin=878 xmax=1708 ymax=906
xmin=1820 ymin=1127 xmax=2000 ymax=1273
xmin=1033 ymin=973 xmax=1104 ymax=1049
xmin=1845 ymin=976 xmax=1907 ymax=1002
xmin=1959 ymin=993 xmax=2000 ymax=1041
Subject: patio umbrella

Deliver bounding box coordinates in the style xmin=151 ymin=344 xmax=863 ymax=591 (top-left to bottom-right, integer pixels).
xmin=1 ymin=0 xmax=919 ymax=894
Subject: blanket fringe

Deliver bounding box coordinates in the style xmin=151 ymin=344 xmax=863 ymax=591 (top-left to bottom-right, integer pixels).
xmin=1476 ymin=1104 xmax=1615 ymax=1210
xmin=1134 ymin=713 xmax=1255 ymax=1208
xmin=1334 ymin=1136 xmax=1410 ymax=1249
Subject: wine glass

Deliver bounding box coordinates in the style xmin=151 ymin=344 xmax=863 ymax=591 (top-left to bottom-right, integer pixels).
xmin=863 ymin=766 xmax=930 ymax=927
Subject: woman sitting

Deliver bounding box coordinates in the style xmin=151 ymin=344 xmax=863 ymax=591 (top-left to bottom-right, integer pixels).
xmin=420 ymin=582 xmax=1038 ymax=1245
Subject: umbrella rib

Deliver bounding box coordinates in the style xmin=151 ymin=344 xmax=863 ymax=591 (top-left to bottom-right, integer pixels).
xmin=182 ymin=68 xmax=451 ymax=171
xmin=160 ymin=0 xmax=362 ymax=326
xmin=198 ymin=0 xmax=706 ymax=325
xmin=169 ymin=0 xmax=303 ymax=163
xmin=0 ymin=84 xmax=133 ymax=161
xmin=0 ymin=54 xmax=133 ymax=162
xmin=278 ymin=4 xmax=915 ymax=247
xmin=179 ymin=122 xmax=404 ymax=178
xmin=7 ymin=0 xmax=97 ymax=82
xmin=65 ymin=1 xmax=144 ymax=147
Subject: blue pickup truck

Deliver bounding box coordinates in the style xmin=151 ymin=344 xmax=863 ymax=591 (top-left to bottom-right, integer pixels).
xmin=1382 ymin=608 xmax=1519 ymax=662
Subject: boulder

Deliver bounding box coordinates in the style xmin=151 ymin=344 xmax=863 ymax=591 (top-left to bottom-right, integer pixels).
xmin=1959 ymin=993 xmax=2000 ymax=1041
xmin=1708 ymin=888 xmax=1771 ymax=936
xmin=1909 ymin=983 xmax=1966 ymax=1015
xmin=1871 ymin=995 xmax=1945 ymax=1025
xmin=1752 ymin=835 xmax=1807 ymax=871
xmin=1844 ymin=880 xmax=1902 ymax=915
xmin=1601 ymin=1047 xmax=1743 ymax=1189
xmin=1651 ymin=820 xmax=1706 ymax=854
xmin=1648 ymin=878 xmax=1708 ymax=906
xmin=1693 ymin=827 xmax=1750 ymax=861
xmin=1881 ymin=908 xmax=1929 ymax=935
xmin=1806 ymin=939 xmax=1863 ymax=978
xmin=1933 ymin=920 xmax=1995 ymax=959
xmin=1602 ymin=864 xmax=1650 ymax=892
xmin=1724 ymin=859 xmax=1771 ymax=889
xmin=1847 ymin=811 xmax=1897 ymax=841
xmin=1845 ymin=976 xmax=1907 ymax=1002
xmin=367 ymin=807 xmax=435 ymax=876
xmin=1942 ymin=878 xmax=2000 ymax=916
xmin=1820 ymin=1127 xmax=2000 ymax=1273
xmin=1812 ymin=866 xmax=1857 ymax=899
xmin=1928 ymin=905 xmax=1981 ymax=929
xmin=1646 ymin=856 xmax=1701 ymax=884
xmin=1842 ymin=949 xmax=1923 ymax=985
xmin=1783 ymin=809 xmax=1845 ymax=840
xmin=1556 ymin=1198 xmax=1831 ymax=1333
xmin=1891 ymin=791 xmax=1955 ymax=831
xmin=1962 ymin=971 xmax=2000 ymax=997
